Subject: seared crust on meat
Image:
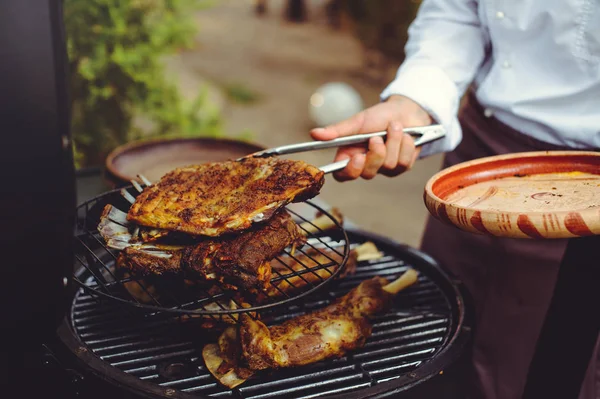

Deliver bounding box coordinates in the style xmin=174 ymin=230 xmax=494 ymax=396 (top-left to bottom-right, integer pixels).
xmin=117 ymin=247 xmax=184 ymax=276
xmin=203 ymin=272 xmax=418 ymax=388
xmin=126 ymin=158 xmax=324 ymax=236
xmin=116 ymin=210 xmax=306 ymax=290
xmin=212 ymin=210 xmax=306 ymax=290
xmin=239 ymin=277 xmax=391 ymax=370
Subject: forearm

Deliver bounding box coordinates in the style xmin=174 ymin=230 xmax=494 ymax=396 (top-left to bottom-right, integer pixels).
xmin=382 ymin=0 xmax=487 ymax=157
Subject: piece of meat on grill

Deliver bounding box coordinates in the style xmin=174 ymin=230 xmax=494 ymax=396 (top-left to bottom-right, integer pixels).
xmin=121 ymin=240 xmax=380 ymax=316
xmin=210 ymin=209 xmax=306 ymax=289
xmin=126 ymin=157 xmax=325 ymax=237
xmin=203 ymin=270 xmax=419 ymax=388
xmin=117 ymin=245 xmax=186 ymax=276
xmin=116 ymin=210 xmax=306 ymax=291
xmin=240 ymin=271 xmax=418 ymax=370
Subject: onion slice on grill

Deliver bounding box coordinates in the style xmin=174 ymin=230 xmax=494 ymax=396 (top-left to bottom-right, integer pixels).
xmin=202 ymin=327 xmax=254 ymax=388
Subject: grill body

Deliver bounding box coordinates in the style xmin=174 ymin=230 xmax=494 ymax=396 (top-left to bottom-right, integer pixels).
xmin=1 ymin=0 xmax=75 ymax=394
xmin=52 ymin=229 xmax=472 ymax=399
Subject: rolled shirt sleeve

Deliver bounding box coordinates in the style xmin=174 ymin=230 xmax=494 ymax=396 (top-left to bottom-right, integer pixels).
xmin=380 ymin=0 xmax=488 ymax=158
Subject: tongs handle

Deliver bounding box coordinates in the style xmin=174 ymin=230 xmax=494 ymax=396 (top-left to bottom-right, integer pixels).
xmin=246 ymin=124 xmax=444 ymax=159
xmin=260 ymin=131 xmax=388 ymax=157
xmin=319 ymin=124 xmax=446 ymax=174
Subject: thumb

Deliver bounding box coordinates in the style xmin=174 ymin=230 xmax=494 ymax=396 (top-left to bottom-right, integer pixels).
xmin=310 ymin=111 xmax=366 ymax=141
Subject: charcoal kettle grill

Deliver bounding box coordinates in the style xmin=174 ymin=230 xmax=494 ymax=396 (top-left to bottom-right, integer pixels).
xmin=2 ymin=1 xmax=477 ymax=398
xmin=57 ymin=216 xmax=474 ymax=399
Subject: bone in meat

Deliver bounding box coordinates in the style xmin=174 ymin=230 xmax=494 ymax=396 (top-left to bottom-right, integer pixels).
xmin=115 ymin=210 xmax=306 ymax=290
xmin=203 ymin=269 xmax=419 ymax=387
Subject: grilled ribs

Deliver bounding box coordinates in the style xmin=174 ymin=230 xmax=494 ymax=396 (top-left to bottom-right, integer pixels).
xmin=202 ymin=271 xmax=419 ymax=388
xmin=127 ymin=158 xmax=325 ymax=237
xmin=116 ymin=210 xmax=306 ymax=290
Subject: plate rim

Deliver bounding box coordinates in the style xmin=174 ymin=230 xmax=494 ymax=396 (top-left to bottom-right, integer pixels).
xmin=423 ymin=150 xmax=600 ymax=239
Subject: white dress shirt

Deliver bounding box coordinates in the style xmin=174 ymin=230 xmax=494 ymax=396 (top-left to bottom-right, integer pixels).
xmin=380 ymin=0 xmax=600 ymax=158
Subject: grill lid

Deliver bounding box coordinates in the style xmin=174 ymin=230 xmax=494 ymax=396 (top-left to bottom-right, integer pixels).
xmin=60 ymin=229 xmax=471 ymax=399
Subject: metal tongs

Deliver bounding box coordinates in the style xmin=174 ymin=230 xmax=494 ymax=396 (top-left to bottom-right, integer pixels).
xmin=240 ymin=124 xmax=446 ymax=173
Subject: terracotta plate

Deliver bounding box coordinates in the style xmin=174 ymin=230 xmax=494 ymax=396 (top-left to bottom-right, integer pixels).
xmin=105 ymin=137 xmax=265 ymax=186
xmin=424 ymin=151 xmax=600 ymax=239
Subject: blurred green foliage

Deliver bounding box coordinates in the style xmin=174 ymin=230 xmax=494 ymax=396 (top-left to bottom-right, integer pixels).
xmin=340 ymin=0 xmax=422 ymax=62
xmin=223 ymin=82 xmax=262 ymax=105
xmin=64 ymin=0 xmax=222 ymax=168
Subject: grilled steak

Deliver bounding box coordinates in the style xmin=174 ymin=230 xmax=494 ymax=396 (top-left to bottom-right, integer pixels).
xmin=116 ymin=210 xmax=306 ymax=290
xmin=209 ymin=209 xmax=306 ymax=289
xmin=127 ymin=158 xmax=325 ymax=237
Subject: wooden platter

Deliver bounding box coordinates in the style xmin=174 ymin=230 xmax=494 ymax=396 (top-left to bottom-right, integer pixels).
xmin=424 ymin=151 xmax=600 ymax=239
xmin=105 ymin=137 xmax=265 ymax=186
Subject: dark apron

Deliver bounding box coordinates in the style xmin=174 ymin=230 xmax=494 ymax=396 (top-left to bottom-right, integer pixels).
xmin=420 ymin=92 xmax=599 ymax=399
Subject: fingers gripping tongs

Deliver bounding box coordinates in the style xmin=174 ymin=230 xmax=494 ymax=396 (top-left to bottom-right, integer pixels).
xmin=240 ymin=124 xmax=446 ymax=174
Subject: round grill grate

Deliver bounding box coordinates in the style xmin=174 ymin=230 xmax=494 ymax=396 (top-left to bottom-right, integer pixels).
xmin=63 ymin=230 xmax=471 ymax=399
xmin=72 ymin=188 xmax=350 ymax=319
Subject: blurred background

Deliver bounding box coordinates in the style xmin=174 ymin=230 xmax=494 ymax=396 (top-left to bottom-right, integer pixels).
xmin=67 ymin=0 xmax=443 ymax=247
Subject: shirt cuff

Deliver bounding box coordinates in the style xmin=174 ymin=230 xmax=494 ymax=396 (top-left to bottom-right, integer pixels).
xmin=380 ymin=64 xmax=462 ymax=158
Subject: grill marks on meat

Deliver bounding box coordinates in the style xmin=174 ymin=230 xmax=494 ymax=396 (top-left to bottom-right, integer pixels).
xmin=116 ymin=210 xmax=306 ymax=290
xmin=240 ymin=277 xmax=392 ymax=370
xmin=127 ymin=158 xmax=324 ymax=237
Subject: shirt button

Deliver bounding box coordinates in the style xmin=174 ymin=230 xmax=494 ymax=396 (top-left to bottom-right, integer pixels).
xmin=496 ymin=11 xmax=505 ymax=19
xmin=484 ymin=108 xmax=494 ymax=118
xmin=502 ymin=60 xmax=511 ymax=69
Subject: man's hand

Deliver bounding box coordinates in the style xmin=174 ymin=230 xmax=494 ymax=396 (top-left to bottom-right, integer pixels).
xmin=310 ymin=95 xmax=432 ymax=181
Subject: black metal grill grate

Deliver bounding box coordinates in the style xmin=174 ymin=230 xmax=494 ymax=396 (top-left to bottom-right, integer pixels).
xmin=70 ymin=235 xmax=454 ymax=399
xmin=73 ymin=189 xmax=350 ymax=318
